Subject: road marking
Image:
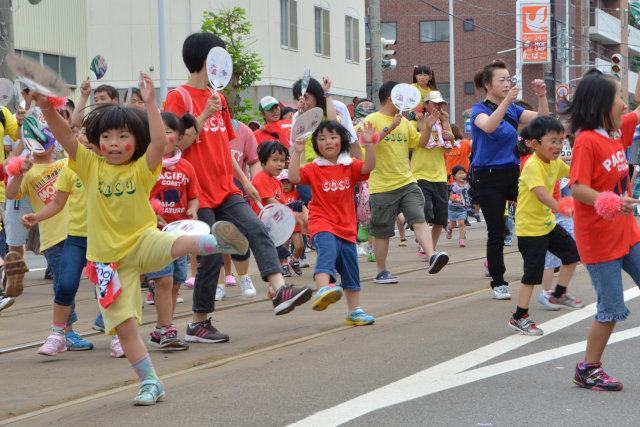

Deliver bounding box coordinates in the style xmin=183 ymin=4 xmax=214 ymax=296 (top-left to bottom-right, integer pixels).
xmin=289 ymin=287 xmax=640 ymax=426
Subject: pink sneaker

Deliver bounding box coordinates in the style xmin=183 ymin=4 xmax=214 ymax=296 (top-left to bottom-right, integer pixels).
xmin=110 ymin=336 xmax=125 ymax=358
xmin=445 ymin=228 xmax=452 ymax=239
xmin=183 ymin=277 xmax=195 ymax=288
xmin=459 ymin=239 xmax=466 ymax=247
xmin=37 ymin=333 xmax=67 ymax=356
xmin=225 ymin=274 xmax=236 ymax=287
xmin=417 ymin=245 xmax=427 ymax=258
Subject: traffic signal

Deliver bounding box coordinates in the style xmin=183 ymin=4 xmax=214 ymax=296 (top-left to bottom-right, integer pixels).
xmin=611 ymin=54 xmax=624 ymax=75
xmin=381 ymin=37 xmax=397 ymax=70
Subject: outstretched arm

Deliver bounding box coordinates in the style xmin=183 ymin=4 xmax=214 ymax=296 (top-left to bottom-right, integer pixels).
xmin=22 ymin=190 xmax=70 ymax=228
xmin=139 ymin=73 xmax=165 ymax=171
xmin=288 ymin=140 xmax=304 ymax=184
xmin=71 ymin=77 xmax=91 ymax=128
xmin=37 ymin=95 xmax=78 ymax=160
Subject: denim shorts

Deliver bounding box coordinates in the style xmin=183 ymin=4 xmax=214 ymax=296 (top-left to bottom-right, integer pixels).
xmin=585 ymin=242 xmax=640 ymax=323
xmin=448 ymin=205 xmax=467 ymax=222
xmin=146 ymin=255 xmax=188 ymax=284
xmin=312 ymin=232 xmax=360 ymax=291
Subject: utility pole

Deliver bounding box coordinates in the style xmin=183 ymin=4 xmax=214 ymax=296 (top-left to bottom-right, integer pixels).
xmin=158 ymin=0 xmax=168 ymax=103
xmin=369 ymin=0 xmax=382 ymax=109
xmin=0 ymin=0 xmax=14 ymax=82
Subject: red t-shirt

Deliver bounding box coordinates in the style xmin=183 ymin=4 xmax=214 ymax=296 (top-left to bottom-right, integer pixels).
xmin=254 ymin=119 xmax=292 ymax=149
xmin=230 ymin=121 xmax=259 ymax=173
xmin=298 ymin=159 xmax=368 ymax=242
xmin=569 ymin=112 xmax=640 ymax=264
xmin=150 ymin=157 xmax=200 ymax=225
xmin=446 ymin=139 xmax=472 ymax=184
xmin=164 ymin=86 xmax=239 ymax=208
xmin=282 ymin=188 xmax=301 ymax=233
xmin=250 ymin=169 xmax=283 ymax=216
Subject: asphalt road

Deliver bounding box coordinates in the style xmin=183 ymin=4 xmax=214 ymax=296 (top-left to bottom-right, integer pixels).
xmin=3 ymin=221 xmax=640 ymax=426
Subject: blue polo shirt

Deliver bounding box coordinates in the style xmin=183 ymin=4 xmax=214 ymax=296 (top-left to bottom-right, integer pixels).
xmin=470 ymin=102 xmax=524 ymax=170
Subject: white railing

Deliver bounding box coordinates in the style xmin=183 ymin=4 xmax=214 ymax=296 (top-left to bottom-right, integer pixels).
xmin=589 ymin=8 xmax=621 ymax=44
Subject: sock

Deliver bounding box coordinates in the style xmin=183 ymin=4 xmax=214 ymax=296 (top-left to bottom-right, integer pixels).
xmin=197 ymin=235 xmax=218 ymax=255
xmin=131 ymin=354 xmax=159 ymax=381
xmin=578 ymin=361 xmax=600 ymax=371
xmin=553 ymin=285 xmax=567 ymax=299
xmin=513 ymin=306 xmax=528 ymax=320
xmin=52 ymin=323 xmax=65 ymax=335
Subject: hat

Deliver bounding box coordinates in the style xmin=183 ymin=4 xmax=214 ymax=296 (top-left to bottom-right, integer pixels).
xmin=354 ymin=101 xmax=376 ymax=119
xmin=277 ymin=169 xmax=289 ymax=181
xmin=259 ymin=96 xmax=280 ymax=112
xmin=424 ymin=91 xmax=447 ymax=104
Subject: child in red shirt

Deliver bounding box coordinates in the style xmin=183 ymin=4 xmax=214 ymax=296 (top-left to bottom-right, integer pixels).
xmin=288 ymin=121 xmax=377 ymax=324
xmin=250 ymin=141 xmax=299 ymax=277
xmin=145 ymin=111 xmax=200 ymax=350
xmin=278 ymin=169 xmax=307 ymax=272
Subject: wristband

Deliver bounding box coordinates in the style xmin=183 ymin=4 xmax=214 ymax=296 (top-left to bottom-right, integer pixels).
xmin=359 ymin=132 xmax=380 ymax=146
xmin=324 ymin=92 xmax=332 ymax=97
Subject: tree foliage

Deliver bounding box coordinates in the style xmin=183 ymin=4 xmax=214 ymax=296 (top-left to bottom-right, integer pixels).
xmin=201 ymin=7 xmax=263 ymax=122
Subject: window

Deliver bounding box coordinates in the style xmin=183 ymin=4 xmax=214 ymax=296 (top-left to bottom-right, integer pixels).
xmin=315 ymin=6 xmax=331 ymax=56
xmin=14 ymin=49 xmax=76 ymax=87
xmin=438 ymin=82 xmax=450 ymax=103
xmin=463 ymin=19 xmax=474 ymax=32
xmin=419 ymin=20 xmax=449 ymax=42
xmin=365 ymin=22 xmax=396 ymax=44
xmin=280 ymin=0 xmax=298 ymax=50
xmin=464 ymin=81 xmax=475 ymax=95
xmin=345 ymin=15 xmax=359 ymax=63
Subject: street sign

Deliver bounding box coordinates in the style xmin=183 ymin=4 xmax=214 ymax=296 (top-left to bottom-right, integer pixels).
xmin=556 ymin=85 xmax=569 ymax=99
xmin=465 ymin=118 xmax=471 ymax=134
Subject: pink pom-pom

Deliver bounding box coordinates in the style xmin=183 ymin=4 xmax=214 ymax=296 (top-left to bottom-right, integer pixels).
xmin=557 ymin=197 xmax=575 ymax=217
xmin=6 ymin=157 xmax=24 ymax=177
xmin=149 ymin=198 xmax=164 ymax=215
xmin=451 ymin=194 xmax=461 ymax=203
xmin=47 ymin=96 xmax=67 ymax=110
xmin=594 ymin=191 xmax=622 ymax=221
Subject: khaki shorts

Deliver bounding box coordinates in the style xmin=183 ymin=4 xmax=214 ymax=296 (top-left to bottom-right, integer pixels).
xmin=99 ymin=228 xmax=180 ymax=335
xmin=369 ymin=182 xmax=426 ymax=238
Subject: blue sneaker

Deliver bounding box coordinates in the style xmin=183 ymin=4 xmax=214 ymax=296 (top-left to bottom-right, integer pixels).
xmin=312 ymin=286 xmax=343 ymax=311
xmin=345 ymin=307 xmax=375 ymax=326
xmin=373 ymin=270 xmax=398 ymax=284
xmin=428 ymin=252 xmax=449 ymax=274
xmin=65 ymin=331 xmax=94 ymax=351
xmin=93 ymin=313 xmax=105 ymax=332
xmin=133 ymin=379 xmax=165 ymax=406
xmin=538 ymin=290 xmax=560 ymax=311
xmin=504 ymin=237 xmax=513 ymax=246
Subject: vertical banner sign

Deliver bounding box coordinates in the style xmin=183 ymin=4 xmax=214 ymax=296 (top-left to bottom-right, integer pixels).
xmin=518 ymin=0 xmax=551 ymax=64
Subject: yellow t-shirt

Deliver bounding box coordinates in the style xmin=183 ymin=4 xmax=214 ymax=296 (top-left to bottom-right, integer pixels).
xmin=55 ymin=165 xmax=87 ymax=237
xmin=0 ymin=107 xmax=19 ymax=204
xmin=363 ymin=112 xmax=420 ymax=194
xmin=515 ymin=154 xmax=570 ymax=237
xmin=70 ymin=145 xmax=161 ymax=263
xmin=411 ymin=123 xmax=448 ymax=182
xmin=18 ymin=159 xmax=70 ymax=251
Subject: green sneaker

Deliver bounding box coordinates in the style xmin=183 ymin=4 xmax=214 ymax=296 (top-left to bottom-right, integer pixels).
xmin=311 ymin=286 xmax=343 ymax=311
xmin=367 ymin=252 xmax=376 ymax=262
xmin=133 ymin=379 xmax=165 ymax=406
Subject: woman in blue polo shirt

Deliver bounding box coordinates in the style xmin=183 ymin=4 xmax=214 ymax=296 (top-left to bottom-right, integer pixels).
xmin=470 ymin=59 xmax=548 ymax=300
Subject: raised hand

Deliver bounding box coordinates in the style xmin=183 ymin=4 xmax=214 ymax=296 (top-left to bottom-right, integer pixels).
xmin=531 ymin=79 xmax=546 ymax=96
xmin=138 ymin=73 xmax=156 ymax=105
xmin=424 ymin=108 xmax=440 ymax=131
xmin=506 ymin=85 xmax=519 ymax=104
xmin=361 ymin=121 xmax=376 ymax=144
xmin=80 ymin=77 xmax=91 ymax=97
xmin=202 ymin=92 xmax=221 ymax=119
xmin=20 ymin=153 xmax=34 ymax=174
xmin=322 ymin=76 xmax=332 ymax=93
xmin=390 ymin=113 xmax=402 ymax=132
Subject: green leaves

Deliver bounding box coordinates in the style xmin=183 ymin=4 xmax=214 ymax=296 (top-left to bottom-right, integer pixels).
xmin=201 ymin=7 xmax=264 ymax=123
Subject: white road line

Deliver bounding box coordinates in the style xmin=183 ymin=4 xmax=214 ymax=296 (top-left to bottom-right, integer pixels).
xmin=290 ymin=287 xmax=640 ymax=427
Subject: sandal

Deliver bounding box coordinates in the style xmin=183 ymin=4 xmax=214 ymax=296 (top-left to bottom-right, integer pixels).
xmin=398 ymin=239 xmax=407 ymax=247
xmin=4 ymin=252 xmax=26 ymax=297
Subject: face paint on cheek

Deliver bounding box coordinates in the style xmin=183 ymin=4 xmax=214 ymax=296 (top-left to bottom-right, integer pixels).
xmin=334 ymin=142 xmax=340 ymax=148
xmin=124 ymin=144 xmax=132 ymax=152
xmin=168 ymin=136 xmax=174 ymax=143
xmin=100 ymin=144 xmax=106 ymax=152
xmin=549 ymin=147 xmax=553 ymax=152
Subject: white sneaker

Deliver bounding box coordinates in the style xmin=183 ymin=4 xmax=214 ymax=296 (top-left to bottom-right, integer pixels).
xmin=215 ymin=284 xmax=226 ymax=301
xmin=298 ymin=259 xmax=310 ymax=268
xmin=492 ymin=285 xmax=511 ymax=300
xmin=357 ymin=244 xmax=367 ymax=256
xmin=237 ymin=275 xmax=256 ymax=298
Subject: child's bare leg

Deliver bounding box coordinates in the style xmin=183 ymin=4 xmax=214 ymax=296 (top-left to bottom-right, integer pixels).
xmin=291 ymin=232 xmax=304 ymax=259
xmin=344 ymin=289 xmax=360 ymax=312
xmin=233 ymin=259 xmax=249 ymax=275
xmin=171 ymin=283 xmax=180 ymax=313
xmin=115 ymin=318 xmax=148 ymax=364
xmin=557 ymin=262 xmax=577 ymax=287
xmin=457 ymin=219 xmax=466 ymax=240
xmin=171 ymin=231 xmax=246 ymax=258
xmin=223 ymin=254 xmax=232 ymax=277
xmin=189 ymin=253 xmax=198 ymax=277
xmin=396 ymin=214 xmax=406 ymax=240
xmin=413 ymin=222 xmax=435 ymax=258
xmin=541 ymin=268 xmax=554 ymax=291
xmin=431 ymin=224 xmax=443 ymax=250
xmin=153 ymin=276 xmax=174 ymax=327
xmin=315 ymin=272 xmax=331 ymax=290
xmin=517 ymin=283 xmax=534 ymax=310
xmin=584 ymin=320 xmax=616 ymax=364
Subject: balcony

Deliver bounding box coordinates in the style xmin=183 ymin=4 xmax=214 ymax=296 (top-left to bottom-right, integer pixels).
xmin=629 ymin=26 xmax=640 ymax=56
xmin=589 ymin=8 xmax=621 ymax=44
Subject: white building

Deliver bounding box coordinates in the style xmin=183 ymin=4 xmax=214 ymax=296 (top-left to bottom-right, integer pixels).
xmin=12 ymin=0 xmax=367 ymax=107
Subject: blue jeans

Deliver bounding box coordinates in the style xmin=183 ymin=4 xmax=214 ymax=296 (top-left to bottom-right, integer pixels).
xmin=44 ymin=239 xmax=79 ymax=326
xmin=585 ymin=242 xmax=640 ymax=322
xmin=146 ymin=255 xmax=188 ymax=283
xmin=312 ymin=232 xmax=360 ymax=291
